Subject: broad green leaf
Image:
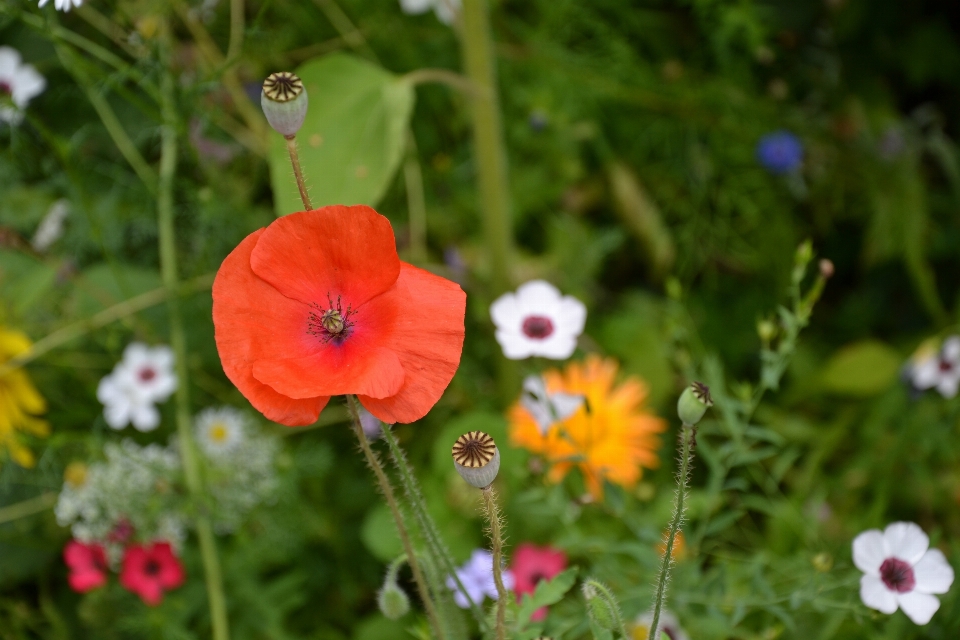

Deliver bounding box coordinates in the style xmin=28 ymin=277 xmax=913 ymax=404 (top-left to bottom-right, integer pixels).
xmin=820 ymin=340 xmax=901 ymax=397
xmin=515 ymin=566 xmax=578 ymax=626
xmin=268 ymin=54 xmax=415 ymax=216
xmin=360 ymin=503 xmax=403 ymax=562
xmin=0 ymin=250 xmax=58 ymax=316
xmin=70 ymin=263 xmax=163 ymax=317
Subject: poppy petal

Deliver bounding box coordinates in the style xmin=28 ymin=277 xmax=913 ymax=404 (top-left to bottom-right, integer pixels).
xmin=213 ymin=229 xmax=329 ymax=426
xmin=357 ymin=263 xmax=465 ymax=423
xmin=250 ymin=205 xmax=401 ymax=308
xmin=253 ymin=345 xmax=405 ymax=399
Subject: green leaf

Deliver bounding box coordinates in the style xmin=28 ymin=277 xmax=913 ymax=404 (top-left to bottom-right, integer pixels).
xmin=819 ymin=340 xmax=901 ymax=397
xmin=268 ymin=54 xmax=415 ymax=216
xmin=515 ymin=566 xmax=579 ymax=627
xmin=0 ymin=250 xmax=58 ymax=317
xmin=360 ymin=503 xmax=403 ymax=562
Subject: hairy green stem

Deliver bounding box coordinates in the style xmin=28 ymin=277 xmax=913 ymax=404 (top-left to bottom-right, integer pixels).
xmin=285 ymin=135 xmax=313 ymax=210
xmin=380 ymin=425 xmax=490 ymax=631
xmin=157 ymin=54 xmax=230 ymax=640
xmin=346 ymin=397 xmax=445 ymax=640
xmin=648 ymin=424 xmax=695 ymax=640
xmin=481 ymin=487 xmax=507 ymax=640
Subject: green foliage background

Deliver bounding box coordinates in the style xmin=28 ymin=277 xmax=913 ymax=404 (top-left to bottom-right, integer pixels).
xmin=2 ymin=0 xmax=960 ymax=638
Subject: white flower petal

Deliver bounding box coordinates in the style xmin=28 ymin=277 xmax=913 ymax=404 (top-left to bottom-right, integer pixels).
xmin=399 ymin=0 xmax=433 ymax=14
xmin=911 ymin=359 xmax=940 ymax=390
xmin=103 ymin=401 xmax=131 ymax=430
xmin=122 ymin=342 xmax=150 ymax=364
xmin=860 ymin=574 xmax=898 ymax=614
xmin=130 ymin=403 xmax=160 ymax=432
xmin=494 ymin=329 xmax=535 ymax=360
xmin=559 ymin=295 xmax=587 ymax=336
xmin=884 ymin=522 xmax=929 ymax=565
xmin=853 ymin=529 xmax=887 ymax=575
xmin=551 ymin=392 xmax=584 ymax=421
xmin=0 ymin=47 xmax=22 ymax=74
xmin=490 ymin=293 xmax=522 ymax=331
xmin=942 ymin=336 xmax=960 ymax=362
xmin=937 ymin=374 xmax=960 ymax=399
xmin=913 ymin=549 xmax=954 ymax=595
xmin=897 ymin=590 xmax=940 ymax=625
xmin=434 ymin=0 xmax=460 ymax=24
xmin=530 ymin=333 xmax=578 ymax=360
xmin=513 ymin=280 xmax=563 ymax=317
xmin=11 ymin=67 xmax=45 ymax=107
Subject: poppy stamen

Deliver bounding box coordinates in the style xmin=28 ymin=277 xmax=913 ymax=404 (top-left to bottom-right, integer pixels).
xmin=307 ymin=294 xmax=355 ymax=344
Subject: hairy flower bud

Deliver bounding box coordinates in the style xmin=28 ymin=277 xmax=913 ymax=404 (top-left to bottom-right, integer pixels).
xmin=452 ymin=431 xmax=500 ymax=489
xmin=261 ymin=71 xmax=308 ymax=138
xmin=677 ymin=381 xmax=712 ymax=425
xmin=377 ymin=581 xmax=410 ymax=620
xmin=582 ymin=580 xmax=619 ymax=631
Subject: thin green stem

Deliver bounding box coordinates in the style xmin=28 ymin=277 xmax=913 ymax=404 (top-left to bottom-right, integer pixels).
xmin=459 ymin=0 xmax=514 ymax=294
xmin=585 ymin=580 xmax=630 ymax=640
xmin=481 ymin=486 xmax=507 ymax=640
xmin=648 ymin=424 xmax=695 ymax=640
xmin=380 ymin=425 xmax=490 ymax=632
xmin=157 ymin=46 xmax=230 ymax=640
xmin=0 ymin=493 xmax=57 ymax=525
xmin=228 ymin=0 xmax=245 ymax=63
xmin=403 ymin=138 xmax=428 ymax=264
xmin=346 ymin=397 xmax=445 ymax=640
xmin=285 ymin=135 xmax=313 ymax=210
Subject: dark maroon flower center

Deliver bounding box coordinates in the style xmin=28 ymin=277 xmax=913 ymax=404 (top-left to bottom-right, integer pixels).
xmin=144 ymin=559 xmax=162 ymax=577
xmin=880 ymin=557 xmax=915 ymax=593
xmin=307 ymin=294 xmax=355 ymax=344
xmin=522 ymin=315 xmax=554 ymax=340
xmin=939 ymin=359 xmax=954 ymax=373
xmin=138 ymin=367 xmax=156 ymax=382
xmin=663 ymin=628 xmax=678 ymax=640
xmin=0 ymin=81 xmax=11 ymax=96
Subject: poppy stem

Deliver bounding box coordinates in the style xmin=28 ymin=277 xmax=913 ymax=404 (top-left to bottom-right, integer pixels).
xmin=156 ymin=44 xmax=230 ymax=640
xmin=480 ymin=486 xmax=508 ymax=640
xmin=346 ymin=397 xmax=446 ymax=640
xmin=380 ymin=425 xmax=491 ymax=632
xmin=647 ymin=424 xmax=695 ymax=640
xmin=285 ymin=134 xmax=313 ymax=210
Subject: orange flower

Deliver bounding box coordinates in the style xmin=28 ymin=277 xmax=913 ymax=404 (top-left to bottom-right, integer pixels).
xmin=508 ymin=355 xmax=665 ymax=499
xmin=212 ymin=205 xmax=466 ymax=426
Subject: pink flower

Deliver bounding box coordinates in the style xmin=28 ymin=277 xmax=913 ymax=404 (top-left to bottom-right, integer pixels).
xmin=511 ymin=543 xmax=567 ymax=621
xmin=63 ymin=540 xmax=108 ymax=593
xmin=120 ymin=542 xmax=185 ymax=606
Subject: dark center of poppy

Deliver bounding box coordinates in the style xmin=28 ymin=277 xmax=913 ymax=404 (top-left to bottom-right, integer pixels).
xmin=939 ymin=359 xmax=954 ymax=373
xmin=880 ymin=557 xmax=915 ymax=593
xmin=144 ymin=559 xmax=162 ymax=577
xmin=522 ymin=316 xmax=554 ymax=339
xmin=138 ymin=367 xmax=156 ymax=382
xmin=308 ymin=294 xmax=355 ymax=344
xmin=0 ymin=81 xmax=11 ymax=96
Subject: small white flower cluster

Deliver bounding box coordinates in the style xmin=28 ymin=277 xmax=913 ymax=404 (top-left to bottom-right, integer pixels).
xmin=195 ymin=407 xmax=280 ymax=533
xmin=37 ymin=0 xmax=84 ymax=12
xmin=97 ymin=343 xmax=177 ymax=432
xmin=55 ymin=440 xmax=185 ymax=563
xmin=399 ymin=0 xmax=460 ymax=26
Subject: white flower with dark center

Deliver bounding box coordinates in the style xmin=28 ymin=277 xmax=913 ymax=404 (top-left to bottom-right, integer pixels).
xmin=195 ymin=407 xmax=246 ymax=457
xmin=37 ymin=0 xmax=84 ymax=12
xmin=490 ymin=280 xmax=586 ymax=360
xmin=911 ymin=336 xmax=960 ymax=398
xmin=853 ymin=521 xmax=954 ymax=625
xmin=0 ymin=47 xmax=46 ymax=126
xmin=96 ymin=343 xmax=177 ymax=432
xmin=520 ymin=375 xmax=584 ymax=436
xmin=633 ymin=610 xmax=689 ymax=640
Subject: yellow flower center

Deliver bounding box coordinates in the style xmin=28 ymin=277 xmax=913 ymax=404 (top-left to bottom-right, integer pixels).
xmin=64 ymin=462 xmax=88 ymax=488
xmin=208 ymin=423 xmax=229 ymax=443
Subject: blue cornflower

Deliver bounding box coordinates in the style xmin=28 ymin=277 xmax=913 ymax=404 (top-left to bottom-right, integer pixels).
xmin=756 ymin=130 xmax=804 ymax=174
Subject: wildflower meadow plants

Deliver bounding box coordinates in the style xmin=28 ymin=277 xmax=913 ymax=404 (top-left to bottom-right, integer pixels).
xmin=2 ymin=1 xmax=960 ymax=640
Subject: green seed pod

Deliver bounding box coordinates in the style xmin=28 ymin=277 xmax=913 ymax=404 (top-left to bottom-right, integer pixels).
xmin=377 ymin=582 xmax=410 ymax=620
xmin=677 ymin=381 xmax=712 ymax=425
xmin=582 ymin=581 xmax=618 ymax=631
xmin=261 ymin=71 xmax=308 ymax=138
xmin=452 ymin=431 xmax=500 ymax=489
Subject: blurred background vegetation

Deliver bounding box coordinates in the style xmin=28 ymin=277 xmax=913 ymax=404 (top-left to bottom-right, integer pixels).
xmin=2 ymin=0 xmax=960 ymax=638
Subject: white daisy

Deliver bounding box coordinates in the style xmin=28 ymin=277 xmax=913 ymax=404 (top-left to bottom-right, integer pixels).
xmin=490 ymin=280 xmax=586 ymax=360
xmin=633 ymin=610 xmax=689 ymax=640
xmin=96 ymin=343 xmax=177 ymax=432
xmin=853 ymin=521 xmax=954 ymax=625
xmin=519 ymin=375 xmax=584 ymax=436
xmin=0 ymin=46 xmax=46 ymax=126
xmin=911 ymin=336 xmax=960 ymax=398
xmin=37 ymin=0 xmax=85 ymax=12
xmin=195 ymin=407 xmax=246 ymax=456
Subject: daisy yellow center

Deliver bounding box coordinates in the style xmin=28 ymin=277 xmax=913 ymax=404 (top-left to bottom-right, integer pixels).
xmin=208 ymin=422 xmax=229 ymax=443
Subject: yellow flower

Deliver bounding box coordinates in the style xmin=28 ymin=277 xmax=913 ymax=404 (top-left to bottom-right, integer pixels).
xmin=508 ymin=355 xmax=665 ymax=499
xmin=0 ymin=328 xmax=49 ymax=467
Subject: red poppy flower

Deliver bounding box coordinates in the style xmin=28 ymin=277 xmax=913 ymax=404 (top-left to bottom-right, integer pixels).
xmin=213 ymin=205 xmax=466 ymax=426
xmin=63 ymin=540 xmax=108 ymax=593
xmin=119 ymin=542 xmax=185 ymax=606
xmin=511 ymin=543 xmax=567 ymax=621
